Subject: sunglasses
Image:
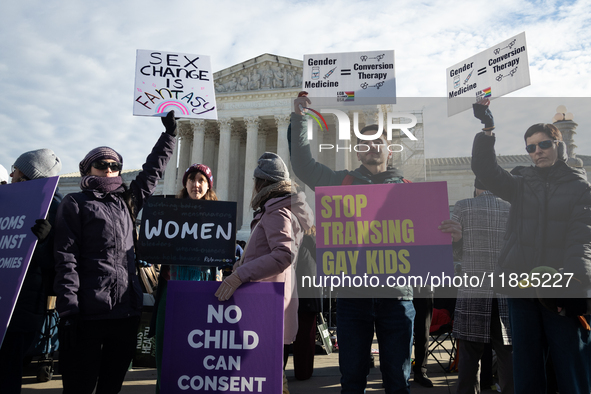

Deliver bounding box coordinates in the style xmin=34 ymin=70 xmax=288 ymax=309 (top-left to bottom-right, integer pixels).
xmin=91 ymin=161 xmax=122 ymax=172
xmin=525 ymin=140 xmax=555 ymax=154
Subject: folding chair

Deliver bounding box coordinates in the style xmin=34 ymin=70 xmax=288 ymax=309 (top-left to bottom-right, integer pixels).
xmin=427 ymin=299 xmax=457 ymax=372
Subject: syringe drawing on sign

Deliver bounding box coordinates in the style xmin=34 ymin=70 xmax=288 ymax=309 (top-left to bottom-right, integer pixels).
xmin=360 ymin=81 xmax=385 ymax=89
xmin=495 ymin=66 xmax=518 ymax=82
xmin=323 ymin=67 xmax=337 ymax=79
xmin=493 ymin=39 xmax=517 ymax=55
xmin=463 ymin=69 xmax=474 ymax=85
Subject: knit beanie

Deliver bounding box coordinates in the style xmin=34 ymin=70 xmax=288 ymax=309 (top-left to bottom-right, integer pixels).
xmin=0 ymin=165 xmax=8 ymax=183
xmin=474 ymin=177 xmax=486 ymax=191
xmin=13 ymin=149 xmax=62 ymax=180
xmin=254 ymin=152 xmax=289 ymax=182
xmin=79 ymin=147 xmax=123 ymax=176
xmin=182 ymin=164 xmax=214 ymax=189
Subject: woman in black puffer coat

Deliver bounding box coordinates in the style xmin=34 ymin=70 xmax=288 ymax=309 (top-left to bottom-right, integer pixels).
xmin=53 ymin=112 xmax=176 ymax=394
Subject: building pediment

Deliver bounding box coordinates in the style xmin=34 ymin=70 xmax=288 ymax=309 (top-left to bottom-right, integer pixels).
xmin=214 ymin=53 xmax=303 ymax=94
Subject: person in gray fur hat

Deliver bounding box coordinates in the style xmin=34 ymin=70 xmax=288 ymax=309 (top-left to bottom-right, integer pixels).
xmin=10 ymin=148 xmax=61 ymax=183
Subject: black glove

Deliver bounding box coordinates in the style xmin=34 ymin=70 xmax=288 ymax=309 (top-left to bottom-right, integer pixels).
xmin=472 ymin=103 xmax=494 ymax=129
xmin=31 ymin=219 xmax=51 ymax=242
xmin=58 ymin=315 xmax=79 ymax=350
xmin=162 ymin=110 xmax=177 ymax=136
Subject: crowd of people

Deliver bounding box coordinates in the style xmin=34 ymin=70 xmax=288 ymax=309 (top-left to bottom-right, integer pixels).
xmin=1 ymin=94 xmax=590 ymax=394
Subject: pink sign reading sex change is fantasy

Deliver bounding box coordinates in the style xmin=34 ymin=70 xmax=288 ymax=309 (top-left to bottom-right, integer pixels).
xmin=162 ymin=281 xmax=284 ymax=393
xmin=0 ymin=176 xmax=59 ymax=348
xmin=315 ymin=182 xmax=453 ymax=281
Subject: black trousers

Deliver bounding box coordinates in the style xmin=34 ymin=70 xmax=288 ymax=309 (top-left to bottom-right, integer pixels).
xmin=0 ymin=330 xmax=36 ymax=394
xmin=412 ymin=296 xmax=433 ymax=374
xmin=59 ymin=316 xmax=140 ymax=394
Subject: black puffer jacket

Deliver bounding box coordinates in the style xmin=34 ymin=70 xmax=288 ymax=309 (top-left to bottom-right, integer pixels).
xmin=471 ymin=132 xmax=591 ymax=298
xmin=54 ymin=132 xmax=175 ymax=320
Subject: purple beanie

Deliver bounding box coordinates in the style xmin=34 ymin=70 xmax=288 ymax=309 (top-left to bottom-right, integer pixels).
xmin=182 ymin=164 xmax=213 ymax=189
xmin=79 ymin=147 xmax=123 ymax=176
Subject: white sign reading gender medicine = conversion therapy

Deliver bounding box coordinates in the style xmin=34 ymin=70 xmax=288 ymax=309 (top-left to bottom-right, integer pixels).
xmin=303 ymin=50 xmax=396 ymax=106
xmin=133 ymin=50 xmax=218 ymax=119
xmin=446 ymin=32 xmax=530 ymax=116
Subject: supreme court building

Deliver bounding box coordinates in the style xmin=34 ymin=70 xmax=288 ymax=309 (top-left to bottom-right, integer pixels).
xmin=58 ymin=53 xmax=591 ymax=240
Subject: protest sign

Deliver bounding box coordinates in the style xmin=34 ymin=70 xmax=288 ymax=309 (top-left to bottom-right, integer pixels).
xmin=0 ymin=177 xmax=59 ymax=347
xmin=302 ymin=50 xmax=396 ymax=105
xmin=446 ymin=32 xmax=530 ymax=116
xmin=162 ymin=281 xmax=284 ymax=393
xmin=138 ymin=197 xmax=236 ymax=266
xmin=133 ymin=49 xmax=218 ymax=119
xmin=314 ymin=182 xmax=453 ymax=284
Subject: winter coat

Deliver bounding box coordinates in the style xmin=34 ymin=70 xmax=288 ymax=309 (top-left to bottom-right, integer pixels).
xmin=452 ymin=191 xmax=512 ymax=344
xmin=471 ymin=132 xmax=591 ymax=300
xmin=234 ymin=191 xmax=314 ymax=344
xmin=288 ymin=112 xmax=413 ymax=299
xmin=8 ymin=191 xmax=62 ymax=332
xmin=53 ymin=132 xmax=175 ymax=320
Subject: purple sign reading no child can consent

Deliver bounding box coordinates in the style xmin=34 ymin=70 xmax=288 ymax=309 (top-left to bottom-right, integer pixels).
xmin=162 ymin=281 xmax=284 ymax=393
xmin=315 ymin=182 xmax=453 ymax=282
xmin=0 ymin=177 xmax=59 ymax=347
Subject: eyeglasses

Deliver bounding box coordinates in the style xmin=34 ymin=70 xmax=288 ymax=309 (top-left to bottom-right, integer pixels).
xmin=525 ymin=140 xmax=556 ymax=154
xmin=91 ymin=161 xmax=122 ymax=172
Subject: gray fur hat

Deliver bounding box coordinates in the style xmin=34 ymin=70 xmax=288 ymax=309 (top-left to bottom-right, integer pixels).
xmin=13 ymin=149 xmax=62 ymax=180
xmin=254 ymin=152 xmax=289 ymax=182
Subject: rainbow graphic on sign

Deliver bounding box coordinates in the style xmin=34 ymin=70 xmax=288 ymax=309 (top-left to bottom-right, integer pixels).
xmin=344 ymin=91 xmax=355 ymax=101
xmin=305 ymin=108 xmax=329 ymax=131
xmin=156 ymin=101 xmax=190 ymax=116
xmin=483 ymin=87 xmax=491 ymax=97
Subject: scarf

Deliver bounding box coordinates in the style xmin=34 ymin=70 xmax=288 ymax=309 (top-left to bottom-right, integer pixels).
xmin=251 ymin=180 xmax=293 ymax=211
xmin=80 ymin=175 xmax=124 ymax=194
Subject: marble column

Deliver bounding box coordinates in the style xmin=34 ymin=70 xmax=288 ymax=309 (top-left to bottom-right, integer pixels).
xmin=175 ymin=122 xmax=193 ymax=192
xmin=257 ymin=125 xmax=268 ymax=158
xmin=228 ymin=127 xmax=243 ymax=202
xmin=190 ymin=119 xmax=206 ymax=165
xmin=203 ymin=125 xmax=218 ymax=178
xmin=216 ymin=118 xmax=233 ymax=201
xmin=163 ymin=136 xmax=179 ymax=196
xmin=240 ymin=116 xmax=260 ymax=234
xmin=274 ymin=114 xmax=291 ymax=165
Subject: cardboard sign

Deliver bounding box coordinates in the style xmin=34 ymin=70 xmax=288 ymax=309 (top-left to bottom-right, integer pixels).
xmin=315 ymin=182 xmax=453 ymax=281
xmin=447 ymin=32 xmax=530 ymax=116
xmin=0 ymin=177 xmax=59 ymax=347
xmin=138 ymin=197 xmax=236 ymax=266
xmin=302 ymin=50 xmax=396 ymax=105
xmin=162 ymin=281 xmax=284 ymax=393
xmin=133 ymin=50 xmax=218 ymax=119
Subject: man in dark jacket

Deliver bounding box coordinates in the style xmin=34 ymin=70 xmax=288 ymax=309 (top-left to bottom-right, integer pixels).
xmin=289 ymin=104 xmax=460 ymax=393
xmin=471 ymin=99 xmax=591 ymax=394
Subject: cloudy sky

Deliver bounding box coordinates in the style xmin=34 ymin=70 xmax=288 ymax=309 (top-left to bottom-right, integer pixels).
xmin=2 ymin=0 xmax=591 ymax=175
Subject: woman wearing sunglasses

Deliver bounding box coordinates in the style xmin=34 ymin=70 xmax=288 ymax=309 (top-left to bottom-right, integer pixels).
xmin=152 ymin=163 xmax=218 ymax=394
xmin=53 ymin=111 xmax=177 ymax=394
xmin=471 ymin=99 xmax=591 ymax=394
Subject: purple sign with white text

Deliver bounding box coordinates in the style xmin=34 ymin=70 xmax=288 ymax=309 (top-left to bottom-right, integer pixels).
xmin=315 ymin=182 xmax=453 ymax=280
xmin=162 ymin=281 xmax=284 ymax=393
xmin=0 ymin=177 xmax=59 ymax=347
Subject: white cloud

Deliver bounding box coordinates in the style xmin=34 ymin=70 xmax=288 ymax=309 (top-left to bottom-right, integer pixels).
xmin=1 ymin=0 xmax=591 ymax=174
